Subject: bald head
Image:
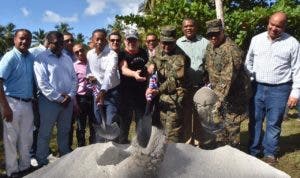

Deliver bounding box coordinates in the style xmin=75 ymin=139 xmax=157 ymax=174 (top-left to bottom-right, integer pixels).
xmin=268 ymin=12 xmax=287 ymax=40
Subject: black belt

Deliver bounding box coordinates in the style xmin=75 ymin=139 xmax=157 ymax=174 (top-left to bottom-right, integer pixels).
xmin=9 ymin=96 xmax=32 ymax=102
xmin=256 ymin=81 xmax=292 ymax=87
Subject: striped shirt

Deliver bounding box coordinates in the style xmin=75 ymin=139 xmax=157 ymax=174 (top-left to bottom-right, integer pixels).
xmin=245 ymin=31 xmax=300 ymax=98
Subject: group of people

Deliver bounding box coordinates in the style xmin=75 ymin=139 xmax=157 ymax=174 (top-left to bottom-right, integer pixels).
xmin=0 ymin=11 xmax=299 ymax=178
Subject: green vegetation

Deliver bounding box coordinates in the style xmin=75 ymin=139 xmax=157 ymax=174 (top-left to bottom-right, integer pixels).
xmin=114 ymin=0 xmax=300 ymax=50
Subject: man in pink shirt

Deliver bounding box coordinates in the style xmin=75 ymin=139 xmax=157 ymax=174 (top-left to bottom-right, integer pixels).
xmin=73 ymin=43 xmax=96 ymax=146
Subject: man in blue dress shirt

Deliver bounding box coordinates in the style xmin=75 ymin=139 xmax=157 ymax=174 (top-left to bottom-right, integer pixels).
xmin=34 ymin=31 xmax=77 ymax=166
xmin=0 ymin=29 xmax=34 ymax=177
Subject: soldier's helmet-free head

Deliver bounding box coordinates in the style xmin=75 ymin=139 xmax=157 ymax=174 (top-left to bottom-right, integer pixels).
xmin=160 ymin=26 xmax=176 ymax=42
xmin=206 ymin=19 xmax=223 ymax=35
xmin=125 ymin=29 xmax=139 ymax=40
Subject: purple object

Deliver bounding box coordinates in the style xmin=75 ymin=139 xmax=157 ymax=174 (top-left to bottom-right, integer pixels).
xmin=146 ymin=72 xmax=158 ymax=101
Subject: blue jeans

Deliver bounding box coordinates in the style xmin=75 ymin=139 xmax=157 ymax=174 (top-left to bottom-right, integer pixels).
xmin=248 ymin=82 xmax=291 ymax=157
xmin=36 ymin=95 xmax=73 ymax=165
xmin=93 ymin=86 xmax=120 ymax=141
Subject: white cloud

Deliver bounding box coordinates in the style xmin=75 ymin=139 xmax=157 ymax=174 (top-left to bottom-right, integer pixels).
xmin=118 ymin=2 xmax=140 ymax=15
xmin=84 ymin=0 xmax=106 ymax=16
xmin=43 ymin=10 xmax=78 ymax=23
xmin=83 ymin=0 xmax=141 ymax=16
xmin=21 ymin=7 xmax=29 ymax=17
xmin=111 ymin=0 xmax=141 ymax=15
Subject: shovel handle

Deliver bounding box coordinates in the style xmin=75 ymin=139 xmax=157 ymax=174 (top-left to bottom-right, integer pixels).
xmin=98 ymin=104 xmax=106 ymax=130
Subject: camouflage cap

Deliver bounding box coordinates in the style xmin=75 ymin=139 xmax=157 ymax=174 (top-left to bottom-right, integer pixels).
xmin=206 ymin=19 xmax=223 ymax=34
xmin=160 ymin=26 xmax=176 ymax=42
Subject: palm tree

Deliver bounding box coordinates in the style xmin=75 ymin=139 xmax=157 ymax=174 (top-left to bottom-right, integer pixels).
xmin=54 ymin=23 xmax=73 ymax=33
xmin=32 ymin=29 xmax=46 ymax=46
xmin=0 ymin=23 xmax=16 ymax=56
xmin=0 ymin=25 xmax=6 ymax=56
xmin=4 ymin=23 xmax=16 ymax=51
xmin=74 ymin=33 xmax=85 ymax=44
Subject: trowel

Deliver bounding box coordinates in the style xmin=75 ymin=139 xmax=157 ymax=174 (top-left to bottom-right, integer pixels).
xmin=94 ymin=104 xmax=120 ymax=140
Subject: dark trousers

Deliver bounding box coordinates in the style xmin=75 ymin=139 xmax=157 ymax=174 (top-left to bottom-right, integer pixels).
xmin=119 ymin=90 xmax=146 ymax=144
xmin=75 ymin=94 xmax=96 ymax=146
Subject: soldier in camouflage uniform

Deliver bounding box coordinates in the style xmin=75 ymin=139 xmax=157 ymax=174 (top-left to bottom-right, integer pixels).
xmin=146 ymin=26 xmax=187 ymax=143
xmin=201 ymin=19 xmax=251 ymax=148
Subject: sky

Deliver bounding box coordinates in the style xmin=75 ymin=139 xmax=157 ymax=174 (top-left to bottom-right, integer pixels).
xmin=0 ymin=0 xmax=143 ymax=42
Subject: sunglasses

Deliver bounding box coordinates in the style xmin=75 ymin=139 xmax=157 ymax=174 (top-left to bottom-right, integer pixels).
xmin=74 ymin=49 xmax=85 ymax=55
xmin=161 ymin=41 xmax=174 ymax=45
xmin=110 ymin=39 xmax=121 ymax=43
xmin=49 ymin=41 xmax=64 ymax=46
xmin=64 ymin=39 xmax=74 ymax=43
xmin=126 ymin=38 xmax=137 ymax=42
xmin=207 ymin=32 xmax=221 ymax=38
xmin=146 ymin=39 xmax=157 ymax=43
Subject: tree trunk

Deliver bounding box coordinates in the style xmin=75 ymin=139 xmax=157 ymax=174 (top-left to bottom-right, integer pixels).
xmin=215 ymin=0 xmax=224 ymax=27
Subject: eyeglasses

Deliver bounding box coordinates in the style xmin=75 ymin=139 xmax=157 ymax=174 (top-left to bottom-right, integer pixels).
xmin=110 ymin=39 xmax=121 ymax=43
xmin=74 ymin=49 xmax=85 ymax=55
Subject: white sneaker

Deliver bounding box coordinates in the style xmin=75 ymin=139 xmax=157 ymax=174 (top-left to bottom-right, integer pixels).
xmin=30 ymin=158 xmax=39 ymax=167
xmin=47 ymin=153 xmax=59 ymax=163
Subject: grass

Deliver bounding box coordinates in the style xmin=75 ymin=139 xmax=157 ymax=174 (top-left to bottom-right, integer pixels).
xmin=0 ymin=110 xmax=299 ymax=177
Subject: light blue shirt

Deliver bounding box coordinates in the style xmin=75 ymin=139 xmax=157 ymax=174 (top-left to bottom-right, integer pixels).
xmin=0 ymin=47 xmax=34 ymax=98
xmin=176 ymin=35 xmax=209 ymax=86
xmin=34 ymin=50 xmax=77 ymax=102
xmin=63 ymin=49 xmax=76 ymax=62
xmin=245 ymin=31 xmax=300 ymax=98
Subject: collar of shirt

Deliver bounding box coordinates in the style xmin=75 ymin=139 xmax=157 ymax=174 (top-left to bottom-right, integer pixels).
xmin=179 ymin=35 xmax=204 ymax=42
xmin=13 ymin=47 xmax=29 ymax=57
xmin=90 ymin=45 xmax=110 ymax=57
xmin=267 ymin=32 xmax=288 ymax=43
xmin=38 ymin=44 xmax=47 ymax=51
xmin=45 ymin=49 xmax=67 ymax=59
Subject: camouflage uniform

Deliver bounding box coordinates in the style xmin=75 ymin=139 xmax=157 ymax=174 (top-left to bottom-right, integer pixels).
xmin=202 ymin=19 xmax=251 ymax=148
xmin=147 ymin=26 xmax=187 ymax=143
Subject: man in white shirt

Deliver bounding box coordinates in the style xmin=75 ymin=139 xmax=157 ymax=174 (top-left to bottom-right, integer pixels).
xmin=245 ymin=12 xmax=300 ymax=165
xmin=86 ymin=29 xmax=120 ymax=141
